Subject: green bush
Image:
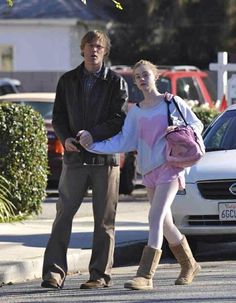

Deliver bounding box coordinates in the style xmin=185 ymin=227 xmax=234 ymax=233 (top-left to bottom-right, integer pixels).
xmin=0 ymin=103 xmax=48 ymax=218
xmin=192 ymin=105 xmax=219 ymax=130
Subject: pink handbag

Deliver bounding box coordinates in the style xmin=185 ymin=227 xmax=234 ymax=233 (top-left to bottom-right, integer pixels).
xmin=165 ymin=97 xmax=205 ymax=168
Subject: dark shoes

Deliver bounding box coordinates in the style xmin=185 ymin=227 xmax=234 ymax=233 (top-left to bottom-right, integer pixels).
xmin=41 ymin=276 xmax=110 ymax=290
xmin=41 ymin=271 xmax=64 ymax=289
xmin=41 ymin=278 xmax=62 ymax=289
xmin=80 ymin=279 xmax=111 ymax=289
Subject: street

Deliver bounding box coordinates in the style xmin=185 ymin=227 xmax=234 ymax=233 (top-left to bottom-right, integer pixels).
xmin=0 ymin=193 xmax=236 ymax=303
xmin=1 ymin=260 xmax=236 ymax=303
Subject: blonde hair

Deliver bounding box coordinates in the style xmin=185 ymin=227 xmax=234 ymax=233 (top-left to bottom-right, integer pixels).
xmin=133 ymin=60 xmax=159 ymax=79
xmin=80 ymin=30 xmax=111 ymax=57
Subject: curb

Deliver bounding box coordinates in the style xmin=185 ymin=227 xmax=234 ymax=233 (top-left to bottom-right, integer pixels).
xmin=114 ymin=240 xmax=173 ymax=267
xmin=114 ymin=241 xmax=146 ymax=267
xmin=0 ymin=241 xmax=174 ymax=286
xmin=0 ymin=242 xmax=144 ymax=285
xmin=0 ymin=249 xmax=91 ymax=286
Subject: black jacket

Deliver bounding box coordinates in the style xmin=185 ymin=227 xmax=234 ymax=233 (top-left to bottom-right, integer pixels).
xmin=52 ymin=62 xmax=128 ymax=165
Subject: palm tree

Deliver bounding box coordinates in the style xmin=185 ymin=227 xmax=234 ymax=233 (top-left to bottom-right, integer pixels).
xmin=0 ymin=175 xmax=15 ymax=222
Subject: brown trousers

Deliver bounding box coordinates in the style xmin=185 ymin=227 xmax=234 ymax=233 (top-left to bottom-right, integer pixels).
xmin=42 ymin=163 xmax=120 ymax=285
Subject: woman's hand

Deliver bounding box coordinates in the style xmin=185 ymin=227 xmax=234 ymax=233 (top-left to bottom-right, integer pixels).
xmin=166 ymin=125 xmax=177 ymax=133
xmin=77 ymin=130 xmax=93 ymax=148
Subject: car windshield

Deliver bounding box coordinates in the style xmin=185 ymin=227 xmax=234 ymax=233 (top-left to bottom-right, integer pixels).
xmin=204 ymin=109 xmax=236 ymax=151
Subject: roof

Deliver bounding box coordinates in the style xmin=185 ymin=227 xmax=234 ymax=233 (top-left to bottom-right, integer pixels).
xmin=0 ymin=92 xmax=55 ymax=102
xmin=0 ymin=0 xmax=117 ymax=21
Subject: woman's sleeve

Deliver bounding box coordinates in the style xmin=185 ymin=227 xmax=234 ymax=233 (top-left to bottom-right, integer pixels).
xmin=88 ymin=106 xmax=138 ymax=154
xmin=175 ymin=96 xmax=204 ymax=134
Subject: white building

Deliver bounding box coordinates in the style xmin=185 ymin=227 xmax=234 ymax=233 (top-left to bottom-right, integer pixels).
xmin=0 ymin=18 xmax=106 ymax=72
xmin=0 ymin=0 xmax=114 ymax=72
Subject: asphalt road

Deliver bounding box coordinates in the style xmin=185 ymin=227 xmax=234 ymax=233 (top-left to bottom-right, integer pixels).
xmin=1 ymin=190 xmax=236 ymax=302
xmin=1 ymin=261 xmax=236 ymax=303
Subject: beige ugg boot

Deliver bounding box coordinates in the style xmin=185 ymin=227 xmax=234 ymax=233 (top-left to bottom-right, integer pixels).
xmin=124 ymin=246 xmax=162 ymax=290
xmin=169 ymin=236 xmax=201 ymax=285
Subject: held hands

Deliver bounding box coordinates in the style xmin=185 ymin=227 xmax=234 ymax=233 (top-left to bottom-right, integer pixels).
xmin=76 ymin=130 xmax=93 ymax=149
xmin=65 ymin=130 xmax=93 ymax=152
xmin=64 ymin=137 xmax=80 ymax=152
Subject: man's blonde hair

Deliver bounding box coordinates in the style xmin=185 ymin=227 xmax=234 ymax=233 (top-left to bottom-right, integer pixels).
xmin=80 ymin=30 xmax=111 ymax=57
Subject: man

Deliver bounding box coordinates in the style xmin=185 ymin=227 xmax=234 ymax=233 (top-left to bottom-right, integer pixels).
xmin=41 ymin=30 xmax=128 ymax=290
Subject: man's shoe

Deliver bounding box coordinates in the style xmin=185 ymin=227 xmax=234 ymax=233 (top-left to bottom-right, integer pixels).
xmin=80 ymin=279 xmax=110 ymax=289
xmin=41 ymin=278 xmax=62 ymax=289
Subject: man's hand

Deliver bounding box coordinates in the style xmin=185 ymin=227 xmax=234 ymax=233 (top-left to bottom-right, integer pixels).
xmin=77 ymin=130 xmax=93 ymax=148
xmin=64 ymin=137 xmax=80 ymax=152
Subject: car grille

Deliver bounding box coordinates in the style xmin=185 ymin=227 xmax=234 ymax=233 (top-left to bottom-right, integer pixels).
xmin=197 ymin=180 xmax=236 ymax=200
xmin=188 ymin=215 xmax=236 ymax=226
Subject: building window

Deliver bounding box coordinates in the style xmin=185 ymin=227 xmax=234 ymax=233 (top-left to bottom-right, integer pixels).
xmin=0 ymin=45 xmax=13 ymax=71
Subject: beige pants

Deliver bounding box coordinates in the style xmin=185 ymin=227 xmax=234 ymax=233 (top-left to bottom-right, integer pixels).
xmin=42 ymin=163 xmax=120 ymax=286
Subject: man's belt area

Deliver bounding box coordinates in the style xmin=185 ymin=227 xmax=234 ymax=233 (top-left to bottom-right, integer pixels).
xmin=63 ymin=149 xmax=119 ymax=166
xmin=83 ymin=154 xmax=109 ymax=165
xmin=82 ymin=153 xmax=119 ymax=166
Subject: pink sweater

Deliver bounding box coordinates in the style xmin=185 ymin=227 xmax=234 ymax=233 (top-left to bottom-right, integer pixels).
xmin=89 ymin=96 xmax=203 ymax=175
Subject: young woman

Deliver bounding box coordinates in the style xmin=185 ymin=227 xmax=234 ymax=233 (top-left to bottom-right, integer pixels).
xmin=79 ymin=60 xmax=203 ymax=290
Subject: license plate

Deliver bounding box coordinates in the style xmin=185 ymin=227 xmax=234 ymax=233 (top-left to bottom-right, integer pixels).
xmin=219 ymin=203 xmax=236 ymax=221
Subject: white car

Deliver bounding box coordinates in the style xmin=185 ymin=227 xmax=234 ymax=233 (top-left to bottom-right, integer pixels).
xmin=172 ymin=104 xmax=236 ymax=241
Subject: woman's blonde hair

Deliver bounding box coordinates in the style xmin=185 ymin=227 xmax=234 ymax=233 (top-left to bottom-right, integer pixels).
xmin=132 ymin=60 xmax=159 ymax=79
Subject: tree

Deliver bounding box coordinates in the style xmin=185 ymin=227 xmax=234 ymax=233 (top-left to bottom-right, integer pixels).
xmin=6 ymin=0 xmax=13 ymax=6
xmin=6 ymin=0 xmax=123 ymax=9
xmin=108 ymin=0 xmax=230 ymax=68
xmin=167 ymin=0 xmax=229 ymax=68
xmin=225 ymin=0 xmax=236 ymax=56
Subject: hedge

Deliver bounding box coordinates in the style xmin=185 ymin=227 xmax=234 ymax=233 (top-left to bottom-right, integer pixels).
xmin=192 ymin=105 xmax=219 ymax=130
xmin=0 ymin=103 xmax=48 ymax=219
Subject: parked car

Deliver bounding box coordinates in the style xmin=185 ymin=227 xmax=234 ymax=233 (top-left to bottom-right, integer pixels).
xmin=0 ymin=93 xmax=63 ymax=189
xmin=0 ymin=92 xmax=128 ymax=193
xmin=111 ymin=65 xmax=217 ymax=194
xmin=0 ymin=78 xmax=22 ymax=96
xmin=172 ymin=104 xmax=236 ymax=247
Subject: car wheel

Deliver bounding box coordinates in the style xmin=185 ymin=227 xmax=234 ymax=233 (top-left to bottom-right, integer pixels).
xmin=119 ymin=152 xmax=136 ymax=195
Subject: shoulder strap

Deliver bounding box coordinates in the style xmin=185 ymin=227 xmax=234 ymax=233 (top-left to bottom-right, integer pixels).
xmin=165 ymin=99 xmax=173 ymax=126
xmin=172 ymin=97 xmax=188 ymax=126
xmin=164 ymin=96 xmax=188 ymax=126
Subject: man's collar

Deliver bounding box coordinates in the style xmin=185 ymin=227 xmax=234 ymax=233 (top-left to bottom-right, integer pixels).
xmin=83 ymin=64 xmax=103 ymax=77
xmin=77 ymin=62 xmax=109 ymax=81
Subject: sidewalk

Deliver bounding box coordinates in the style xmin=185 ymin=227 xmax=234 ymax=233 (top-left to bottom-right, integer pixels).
xmin=0 ymin=188 xmax=150 ymax=285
